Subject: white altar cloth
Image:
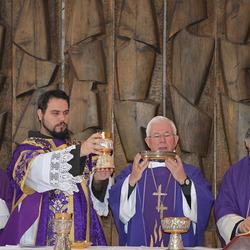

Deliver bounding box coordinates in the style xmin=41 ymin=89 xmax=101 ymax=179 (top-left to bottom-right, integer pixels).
xmin=0 ymin=246 xmax=221 ymax=250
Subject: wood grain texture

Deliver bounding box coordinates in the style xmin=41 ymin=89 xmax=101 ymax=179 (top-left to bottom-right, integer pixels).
xmin=66 ymin=0 xmax=105 ymax=46
xmin=68 ymin=80 xmax=100 ymax=134
xmin=14 ymin=47 xmax=59 ymax=96
xmin=69 ymin=40 xmax=106 ymax=83
xmin=220 ymin=39 xmax=250 ymax=101
xmin=225 ymin=0 xmax=250 ymax=44
xmin=118 ymin=0 xmax=159 ymax=49
xmin=168 ymin=0 xmax=207 ymax=38
xmin=221 ymin=94 xmax=250 ymax=165
xmin=0 ymin=25 xmax=5 ymax=68
xmin=170 ymin=85 xmax=212 ymax=158
xmin=172 ymin=29 xmax=214 ymax=105
xmin=0 ymin=112 xmax=7 ymax=149
xmin=117 ymin=39 xmax=156 ymax=100
xmin=114 ymin=100 xmax=158 ymax=161
xmin=13 ymin=0 xmax=50 ymax=60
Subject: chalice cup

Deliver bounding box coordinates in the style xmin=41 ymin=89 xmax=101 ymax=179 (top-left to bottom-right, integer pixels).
xmin=96 ymin=132 xmax=114 ymax=171
xmin=54 ymin=213 xmax=73 ymax=250
xmin=161 ymin=217 xmax=190 ymax=250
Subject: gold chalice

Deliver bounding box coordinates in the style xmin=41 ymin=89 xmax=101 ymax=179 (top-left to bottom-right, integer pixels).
xmin=97 ymin=132 xmax=113 ymax=155
xmin=95 ymin=132 xmax=114 ymax=171
xmin=161 ymin=217 xmax=190 ymax=250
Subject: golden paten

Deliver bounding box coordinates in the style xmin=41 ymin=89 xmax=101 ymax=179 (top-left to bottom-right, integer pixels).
xmin=140 ymin=151 xmax=176 ymax=161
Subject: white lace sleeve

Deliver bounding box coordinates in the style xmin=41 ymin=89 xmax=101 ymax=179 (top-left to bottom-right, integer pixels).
xmin=26 ymin=145 xmax=82 ymax=195
xmin=89 ymin=173 xmax=113 ymax=216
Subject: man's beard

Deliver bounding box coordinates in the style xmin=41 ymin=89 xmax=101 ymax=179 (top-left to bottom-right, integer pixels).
xmin=42 ymin=121 xmax=70 ymax=139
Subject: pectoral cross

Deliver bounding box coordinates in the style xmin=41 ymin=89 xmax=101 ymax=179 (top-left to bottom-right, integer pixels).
xmin=153 ymin=185 xmax=168 ymax=219
xmin=157 ymin=202 xmax=168 ymax=219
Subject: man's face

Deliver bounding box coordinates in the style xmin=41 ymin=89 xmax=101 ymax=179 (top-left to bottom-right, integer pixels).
xmin=145 ymin=121 xmax=179 ymax=152
xmin=246 ymin=138 xmax=250 ymax=155
xmin=37 ymin=98 xmax=70 ymax=139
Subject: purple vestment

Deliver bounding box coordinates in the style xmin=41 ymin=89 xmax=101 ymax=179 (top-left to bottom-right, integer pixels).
xmin=109 ymin=162 xmax=214 ymax=247
xmin=0 ymin=135 xmax=107 ymax=246
xmin=0 ymin=168 xmax=11 ymax=212
xmin=214 ymin=156 xmax=250 ymax=243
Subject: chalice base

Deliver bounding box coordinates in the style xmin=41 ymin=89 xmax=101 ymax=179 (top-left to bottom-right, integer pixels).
xmin=95 ymin=154 xmax=114 ymax=171
xmin=168 ymin=232 xmax=184 ymax=250
xmin=54 ymin=235 xmax=71 ymax=250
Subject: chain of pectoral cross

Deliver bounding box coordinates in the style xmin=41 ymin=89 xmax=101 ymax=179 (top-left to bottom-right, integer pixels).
xmin=151 ymin=167 xmax=172 ymax=219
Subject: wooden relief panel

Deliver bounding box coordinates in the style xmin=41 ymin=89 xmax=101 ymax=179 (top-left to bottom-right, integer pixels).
xmin=0 ymin=2 xmax=11 ymax=169
xmin=225 ymin=0 xmax=250 ymax=44
xmin=172 ymin=29 xmax=214 ymax=104
xmin=168 ymin=0 xmax=207 ymax=38
xmin=68 ymin=81 xmax=100 ymax=135
xmin=167 ymin=0 xmax=215 ymax=246
xmin=66 ymin=0 xmax=105 ymax=46
xmin=114 ymin=101 xmax=158 ymax=161
xmin=221 ymin=94 xmax=250 ymax=165
xmin=0 ymin=25 xmax=5 ymax=68
xmin=12 ymin=0 xmax=61 ymax=144
xmin=13 ymin=0 xmax=50 ymax=59
xmin=65 ymin=0 xmax=108 ymax=140
xmin=115 ymin=0 xmax=160 ymax=161
xmin=68 ymin=40 xmax=106 ymax=83
xmin=170 ymin=86 xmax=212 ymax=157
xmin=116 ymin=39 xmax=156 ymax=100
xmin=216 ymin=0 xmax=250 ymax=187
xmin=220 ymin=39 xmax=250 ymax=101
xmin=118 ymin=0 xmax=159 ymax=47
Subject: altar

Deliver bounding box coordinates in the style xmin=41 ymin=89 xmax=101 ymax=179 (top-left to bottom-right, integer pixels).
xmin=0 ymin=246 xmax=221 ymax=250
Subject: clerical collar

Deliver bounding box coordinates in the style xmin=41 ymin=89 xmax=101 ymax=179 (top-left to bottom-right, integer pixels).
xmin=28 ymin=130 xmax=57 ymax=139
xmin=148 ymin=161 xmax=166 ymax=168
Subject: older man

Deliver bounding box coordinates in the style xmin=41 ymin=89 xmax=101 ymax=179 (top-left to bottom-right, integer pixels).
xmin=214 ymin=128 xmax=250 ymax=246
xmin=109 ymin=116 xmax=213 ymax=247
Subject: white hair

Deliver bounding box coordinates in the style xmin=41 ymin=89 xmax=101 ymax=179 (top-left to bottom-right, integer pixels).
xmin=146 ymin=116 xmax=177 ymax=137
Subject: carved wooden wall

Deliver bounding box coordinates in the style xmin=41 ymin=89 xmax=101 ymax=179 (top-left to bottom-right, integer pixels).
xmin=0 ymin=0 xmax=249 ymax=248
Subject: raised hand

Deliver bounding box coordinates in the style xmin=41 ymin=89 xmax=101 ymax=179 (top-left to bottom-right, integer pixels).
xmin=165 ymin=154 xmax=187 ymax=185
xmin=80 ymin=133 xmax=105 ymax=156
xmin=129 ymin=153 xmax=149 ymax=187
xmin=239 ymin=217 xmax=250 ymax=233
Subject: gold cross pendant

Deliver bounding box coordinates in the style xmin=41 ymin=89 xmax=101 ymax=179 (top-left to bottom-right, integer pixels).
xmin=156 ymin=202 xmax=168 ymax=219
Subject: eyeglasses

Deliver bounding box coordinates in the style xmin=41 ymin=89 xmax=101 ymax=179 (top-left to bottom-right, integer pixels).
xmin=148 ymin=132 xmax=176 ymax=140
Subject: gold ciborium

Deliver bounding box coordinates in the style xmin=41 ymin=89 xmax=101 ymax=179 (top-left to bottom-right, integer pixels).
xmin=54 ymin=213 xmax=72 ymax=250
xmin=161 ymin=217 xmax=190 ymax=250
xmin=95 ymin=132 xmax=114 ymax=171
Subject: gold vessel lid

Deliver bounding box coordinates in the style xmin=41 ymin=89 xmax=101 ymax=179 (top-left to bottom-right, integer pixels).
xmin=140 ymin=150 xmax=176 ymax=161
xmin=54 ymin=213 xmax=72 ymax=219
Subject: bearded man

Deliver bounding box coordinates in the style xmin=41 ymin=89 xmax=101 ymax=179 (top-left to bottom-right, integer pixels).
xmin=0 ymin=90 xmax=113 ymax=246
